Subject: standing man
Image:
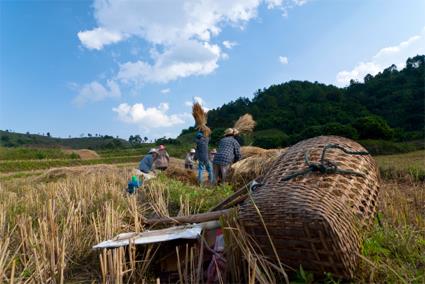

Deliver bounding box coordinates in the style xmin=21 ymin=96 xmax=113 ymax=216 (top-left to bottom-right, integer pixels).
xmin=213 ymin=128 xmax=241 ymax=185
xmin=154 ymin=144 xmax=170 ymax=171
xmin=195 ymin=131 xmax=213 ymax=185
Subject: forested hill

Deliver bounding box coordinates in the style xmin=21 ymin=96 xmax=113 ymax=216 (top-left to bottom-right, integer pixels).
xmin=181 ymin=55 xmax=424 ymax=148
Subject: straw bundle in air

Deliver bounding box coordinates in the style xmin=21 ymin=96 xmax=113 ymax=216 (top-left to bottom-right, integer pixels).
xmin=192 ymin=102 xmax=211 ymax=136
xmin=233 ymin=114 xmax=256 ymax=134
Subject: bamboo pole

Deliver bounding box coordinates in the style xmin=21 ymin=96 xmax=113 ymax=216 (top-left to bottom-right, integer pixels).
xmin=144 ymin=209 xmax=231 ymax=225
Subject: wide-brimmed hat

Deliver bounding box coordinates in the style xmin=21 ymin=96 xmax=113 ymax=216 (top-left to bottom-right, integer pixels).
xmin=148 ymin=148 xmax=158 ymax=154
xmin=224 ymin=128 xmax=234 ymax=136
xmin=210 ymin=148 xmax=217 ymax=154
xmin=190 ymin=148 xmax=196 ymax=153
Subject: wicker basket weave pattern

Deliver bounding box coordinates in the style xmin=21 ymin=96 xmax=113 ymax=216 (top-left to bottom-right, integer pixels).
xmin=239 ymin=136 xmax=380 ymax=278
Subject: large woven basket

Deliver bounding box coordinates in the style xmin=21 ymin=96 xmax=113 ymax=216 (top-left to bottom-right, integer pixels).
xmin=239 ymin=136 xmax=380 ymax=278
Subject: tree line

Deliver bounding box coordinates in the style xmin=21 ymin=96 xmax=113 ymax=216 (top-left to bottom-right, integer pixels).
xmin=181 ymin=55 xmax=424 ymax=149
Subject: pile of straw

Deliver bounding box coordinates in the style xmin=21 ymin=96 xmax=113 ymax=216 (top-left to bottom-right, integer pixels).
xmin=229 ymin=147 xmax=287 ymax=187
xmin=33 ymin=164 xmax=122 ymax=183
xmin=233 ymin=114 xmax=256 ymax=134
xmin=192 ymin=102 xmax=211 ymax=137
xmin=240 ymin=146 xmax=269 ymax=158
xmin=64 ymin=149 xmax=100 ymax=160
xmin=164 ymin=165 xmax=198 ymax=185
xmin=163 ymin=157 xmax=199 ymax=185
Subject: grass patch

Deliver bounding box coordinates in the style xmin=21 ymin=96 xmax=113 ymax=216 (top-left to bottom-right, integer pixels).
xmin=376 ymin=150 xmax=425 ymax=181
xmin=0 ymin=155 xmax=141 ymax=173
xmin=0 ymin=146 xmax=78 ymax=160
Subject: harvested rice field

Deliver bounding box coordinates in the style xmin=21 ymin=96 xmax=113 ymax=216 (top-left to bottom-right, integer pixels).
xmin=0 ymin=150 xmax=424 ymax=283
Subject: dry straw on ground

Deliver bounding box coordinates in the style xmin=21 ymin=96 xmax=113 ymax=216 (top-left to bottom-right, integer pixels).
xmin=64 ymin=149 xmax=100 ymax=160
xmin=0 ymin=148 xmax=423 ymax=283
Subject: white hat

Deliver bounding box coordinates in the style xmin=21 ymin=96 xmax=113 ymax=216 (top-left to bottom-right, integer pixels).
xmin=149 ymin=148 xmax=158 ymax=154
xmin=190 ymin=148 xmax=196 ymax=153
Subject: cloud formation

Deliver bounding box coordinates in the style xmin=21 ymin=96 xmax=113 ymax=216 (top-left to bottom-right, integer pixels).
xmin=117 ymin=41 xmax=221 ymax=84
xmin=73 ymin=80 xmax=121 ymax=106
xmin=223 ymin=40 xmax=237 ymax=49
xmin=336 ymin=28 xmax=425 ymax=86
xmin=77 ymin=0 xmax=296 ymax=85
xmin=279 ymin=56 xmax=288 ymax=64
xmin=78 ymin=27 xmax=124 ymax=50
xmin=112 ymin=102 xmax=189 ymax=128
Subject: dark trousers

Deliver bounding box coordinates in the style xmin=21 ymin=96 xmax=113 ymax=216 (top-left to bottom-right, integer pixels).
xmin=213 ymin=164 xmax=231 ymax=185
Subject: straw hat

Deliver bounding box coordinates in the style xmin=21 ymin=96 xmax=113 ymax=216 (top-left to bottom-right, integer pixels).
xmin=148 ymin=148 xmax=158 ymax=154
xmin=224 ymin=128 xmax=234 ymax=136
xmin=190 ymin=148 xmax=196 ymax=153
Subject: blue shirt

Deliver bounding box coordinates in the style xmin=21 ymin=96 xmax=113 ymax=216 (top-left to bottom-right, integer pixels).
xmin=139 ymin=154 xmax=154 ymax=173
xmin=213 ymin=136 xmax=241 ymax=166
xmin=195 ymin=136 xmax=210 ymax=163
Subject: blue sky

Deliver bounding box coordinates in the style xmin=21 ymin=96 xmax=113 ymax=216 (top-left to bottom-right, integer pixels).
xmin=1 ymin=0 xmax=424 ymax=140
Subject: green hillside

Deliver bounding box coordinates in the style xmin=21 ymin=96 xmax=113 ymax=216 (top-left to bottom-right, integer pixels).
xmin=0 ymin=130 xmax=130 ymax=149
xmin=180 ymin=55 xmax=424 ymax=150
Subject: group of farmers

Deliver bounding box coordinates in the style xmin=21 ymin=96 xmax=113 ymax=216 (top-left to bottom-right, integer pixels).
xmin=138 ymin=127 xmax=241 ymax=185
xmin=138 ymin=144 xmax=170 ymax=174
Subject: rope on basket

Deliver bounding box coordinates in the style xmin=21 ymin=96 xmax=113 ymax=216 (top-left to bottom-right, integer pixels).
xmin=281 ymin=143 xmax=370 ymax=182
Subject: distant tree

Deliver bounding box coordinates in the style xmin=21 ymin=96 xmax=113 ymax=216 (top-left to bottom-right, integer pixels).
xmin=144 ymin=137 xmax=148 ymax=143
xmin=210 ymin=128 xmax=225 ymax=146
xmin=88 ymin=133 xmax=92 ymax=137
xmin=46 ymin=132 xmax=51 ymax=137
xmin=129 ymin=135 xmax=142 ymax=146
xmin=322 ymin=123 xmax=358 ymax=139
xmin=364 ymin=74 xmax=373 ymax=83
xmin=253 ymin=130 xmax=289 ymax=148
xmin=353 ymin=116 xmax=394 ymax=140
xmin=1 ymin=135 xmax=10 ymax=142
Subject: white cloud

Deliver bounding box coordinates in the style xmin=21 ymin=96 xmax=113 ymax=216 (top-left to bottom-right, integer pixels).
xmin=112 ymin=102 xmax=189 ymax=128
xmin=74 ymin=80 xmax=121 ymax=106
xmin=336 ymin=28 xmax=425 ymax=86
xmin=75 ymin=0 xmax=309 ymax=106
xmin=222 ymin=40 xmax=237 ymax=49
xmin=265 ymin=0 xmax=283 ymax=9
xmin=77 ymin=27 xmax=124 ymax=50
xmin=82 ymin=1 xmax=266 ymax=48
xmin=77 ymin=0 xmax=295 ymax=86
xmin=279 ymin=56 xmax=288 ymax=64
xmin=293 ymin=0 xmax=308 ymax=6
xmin=161 ymin=88 xmax=171 ymax=94
xmin=117 ymin=40 xmax=221 ymax=84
